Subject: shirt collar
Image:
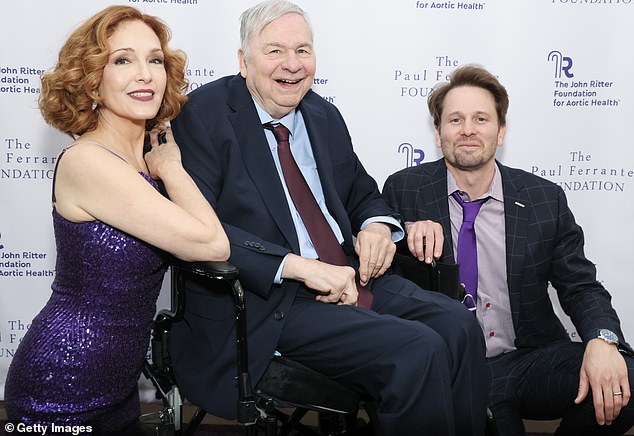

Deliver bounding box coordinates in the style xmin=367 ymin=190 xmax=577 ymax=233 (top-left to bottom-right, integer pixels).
xmin=253 ymin=98 xmax=297 ymax=136
xmin=447 ymin=162 xmax=504 ymax=203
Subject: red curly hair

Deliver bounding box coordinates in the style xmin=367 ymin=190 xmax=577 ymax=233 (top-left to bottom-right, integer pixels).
xmin=39 ymin=5 xmax=188 ymax=137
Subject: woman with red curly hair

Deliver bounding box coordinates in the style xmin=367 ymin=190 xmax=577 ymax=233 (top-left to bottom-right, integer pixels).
xmin=4 ymin=6 xmax=228 ymax=434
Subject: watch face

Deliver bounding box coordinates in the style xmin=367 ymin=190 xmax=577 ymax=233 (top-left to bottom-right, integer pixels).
xmin=599 ymin=329 xmax=619 ymax=344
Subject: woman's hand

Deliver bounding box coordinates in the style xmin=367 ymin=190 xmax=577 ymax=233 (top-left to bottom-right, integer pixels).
xmin=145 ymin=123 xmax=182 ymax=180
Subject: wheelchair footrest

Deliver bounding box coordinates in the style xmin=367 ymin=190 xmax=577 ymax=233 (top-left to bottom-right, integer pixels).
xmin=254 ymin=356 xmax=360 ymax=414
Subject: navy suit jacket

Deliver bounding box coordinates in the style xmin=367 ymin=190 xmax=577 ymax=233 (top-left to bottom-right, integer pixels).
xmin=382 ymin=158 xmax=631 ymax=353
xmin=170 ymin=74 xmax=396 ymax=418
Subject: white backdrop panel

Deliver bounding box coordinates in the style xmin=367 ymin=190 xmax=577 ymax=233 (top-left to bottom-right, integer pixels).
xmin=1 ymin=0 xmax=632 ymax=401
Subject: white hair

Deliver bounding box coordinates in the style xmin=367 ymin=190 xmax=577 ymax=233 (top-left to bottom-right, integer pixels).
xmin=239 ymin=0 xmax=312 ymax=59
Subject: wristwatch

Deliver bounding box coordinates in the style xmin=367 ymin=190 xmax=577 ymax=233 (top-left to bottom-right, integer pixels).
xmin=593 ymin=329 xmax=634 ymax=356
xmin=596 ymin=328 xmax=619 ymax=346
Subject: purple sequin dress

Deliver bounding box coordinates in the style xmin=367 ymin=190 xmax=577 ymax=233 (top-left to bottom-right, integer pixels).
xmin=4 ymin=172 xmax=168 ymax=434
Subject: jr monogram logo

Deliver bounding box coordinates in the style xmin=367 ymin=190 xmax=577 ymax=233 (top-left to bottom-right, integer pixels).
xmin=548 ymin=50 xmax=574 ymax=79
xmin=398 ymin=143 xmax=425 ymax=167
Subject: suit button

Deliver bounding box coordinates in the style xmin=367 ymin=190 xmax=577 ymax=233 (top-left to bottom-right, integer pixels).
xmin=274 ymin=310 xmax=285 ymax=320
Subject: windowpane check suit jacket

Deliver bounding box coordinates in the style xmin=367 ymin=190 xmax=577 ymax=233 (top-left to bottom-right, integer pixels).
xmin=382 ymin=158 xmax=632 ymax=355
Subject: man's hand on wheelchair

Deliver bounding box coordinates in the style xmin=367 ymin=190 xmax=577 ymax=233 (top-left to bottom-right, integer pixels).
xmin=405 ymin=220 xmax=444 ymax=264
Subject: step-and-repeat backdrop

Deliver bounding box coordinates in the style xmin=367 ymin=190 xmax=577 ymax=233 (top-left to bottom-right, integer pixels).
xmin=1 ymin=0 xmax=633 ymax=401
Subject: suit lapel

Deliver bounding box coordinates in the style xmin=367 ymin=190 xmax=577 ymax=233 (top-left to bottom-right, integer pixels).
xmin=500 ymin=163 xmax=530 ymax=325
xmin=299 ymin=96 xmax=354 ymax=248
xmin=424 ymin=160 xmax=455 ymax=263
xmin=226 ymin=77 xmax=300 ymax=252
xmin=424 ymin=160 xmax=529 ymax=326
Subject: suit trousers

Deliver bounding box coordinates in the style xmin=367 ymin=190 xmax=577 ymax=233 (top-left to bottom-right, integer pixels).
xmin=487 ymin=339 xmax=634 ymax=435
xmin=276 ymin=273 xmax=489 ymax=436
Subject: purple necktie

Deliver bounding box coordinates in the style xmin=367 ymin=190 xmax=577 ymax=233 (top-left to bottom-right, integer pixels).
xmin=452 ymin=192 xmax=487 ymax=310
xmin=264 ymin=123 xmax=373 ymax=309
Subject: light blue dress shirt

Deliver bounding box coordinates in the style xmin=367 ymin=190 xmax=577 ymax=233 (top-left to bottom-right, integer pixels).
xmin=253 ymin=101 xmax=402 ymax=282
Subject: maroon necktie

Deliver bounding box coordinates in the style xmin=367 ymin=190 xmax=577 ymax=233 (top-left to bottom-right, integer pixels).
xmin=264 ymin=122 xmax=373 ymax=308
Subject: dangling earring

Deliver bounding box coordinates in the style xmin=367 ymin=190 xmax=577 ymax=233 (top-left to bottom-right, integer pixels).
xmin=91 ymin=89 xmax=100 ymax=111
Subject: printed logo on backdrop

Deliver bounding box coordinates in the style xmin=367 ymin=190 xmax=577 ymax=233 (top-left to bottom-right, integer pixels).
xmin=0 ymin=66 xmax=43 ymax=96
xmin=398 ymin=143 xmax=427 ymax=167
xmin=548 ymin=51 xmax=620 ymax=108
xmin=0 ymin=240 xmax=53 ymax=280
xmin=414 ymin=1 xmax=486 ymax=10
xmin=395 ymin=55 xmax=461 ymax=98
xmin=2 ymin=137 xmax=56 ymax=181
xmin=0 ymin=237 xmax=50 ymax=358
xmin=186 ymin=65 xmax=216 ymax=92
xmin=128 ymin=0 xmax=199 ymax=5
xmin=551 ymin=0 xmax=631 ymax=5
xmin=1 ymin=318 xmax=30 ymax=359
xmin=530 ymin=149 xmax=633 ymax=193
xmin=311 ymin=76 xmax=336 ymax=104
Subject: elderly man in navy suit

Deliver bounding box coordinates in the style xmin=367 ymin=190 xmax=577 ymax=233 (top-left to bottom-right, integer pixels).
xmin=383 ymin=64 xmax=634 ymax=435
xmin=169 ymin=1 xmax=488 ymax=435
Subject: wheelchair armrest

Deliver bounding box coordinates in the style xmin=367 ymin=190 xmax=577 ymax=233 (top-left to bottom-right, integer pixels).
xmin=169 ymin=259 xmax=242 ymax=323
xmin=169 ymin=259 xmax=249 ymax=381
xmin=147 ymin=260 xmax=243 ymax=400
xmin=171 ymin=258 xmax=239 ymax=281
xmin=169 ymin=257 xmax=254 ymax=418
xmin=393 ymin=253 xmax=465 ymax=301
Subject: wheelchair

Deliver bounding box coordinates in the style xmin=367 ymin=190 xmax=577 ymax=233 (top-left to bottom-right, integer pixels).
xmin=140 ymin=259 xmax=369 ymax=436
xmin=140 ymin=256 xmax=499 ymax=436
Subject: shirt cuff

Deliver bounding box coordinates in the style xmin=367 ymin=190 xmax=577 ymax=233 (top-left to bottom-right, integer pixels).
xmin=273 ymin=255 xmax=288 ymax=284
xmin=361 ymin=216 xmax=404 ymax=242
